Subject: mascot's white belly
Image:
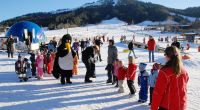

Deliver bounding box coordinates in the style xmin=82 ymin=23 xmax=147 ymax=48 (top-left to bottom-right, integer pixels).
xmin=58 ymin=52 xmax=73 ymax=70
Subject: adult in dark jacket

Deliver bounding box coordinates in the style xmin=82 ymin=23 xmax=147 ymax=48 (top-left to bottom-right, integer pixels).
xmin=106 ymin=40 xmax=118 ymax=83
xmin=171 ymin=37 xmax=180 ymax=49
xmin=128 ymin=41 xmax=137 ymax=58
xmin=52 ymin=37 xmax=57 ymax=49
xmin=82 ymin=46 xmax=99 ymax=83
xmin=72 ymin=39 xmax=80 ymax=59
xmin=6 ymin=35 xmax=15 ymax=58
xmin=80 ymin=39 xmax=85 ymax=52
xmin=52 ymin=34 xmax=76 ymax=84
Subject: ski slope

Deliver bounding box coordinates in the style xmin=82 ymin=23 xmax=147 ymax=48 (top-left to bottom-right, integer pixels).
xmin=0 ymin=18 xmax=200 ymax=110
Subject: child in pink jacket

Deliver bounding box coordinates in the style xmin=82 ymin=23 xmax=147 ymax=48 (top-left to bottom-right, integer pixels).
xmin=113 ymin=59 xmax=119 ymax=87
xmin=36 ymin=51 xmax=44 ymax=79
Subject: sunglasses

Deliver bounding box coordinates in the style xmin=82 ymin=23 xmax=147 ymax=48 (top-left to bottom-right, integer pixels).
xmin=164 ymin=53 xmax=167 ymax=56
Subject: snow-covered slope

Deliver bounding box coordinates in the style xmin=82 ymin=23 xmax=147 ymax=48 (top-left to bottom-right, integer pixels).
xmin=82 ymin=0 xmax=119 ymax=7
xmin=170 ymin=12 xmax=197 ymax=22
xmin=138 ymin=20 xmax=179 ymax=26
xmin=50 ymin=9 xmax=71 ymax=14
xmin=100 ymin=17 xmax=126 ymax=25
xmin=0 ymin=22 xmax=200 ymax=110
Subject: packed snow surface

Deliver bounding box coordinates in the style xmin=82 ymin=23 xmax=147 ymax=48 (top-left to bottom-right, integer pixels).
xmin=0 ymin=18 xmax=200 ymax=110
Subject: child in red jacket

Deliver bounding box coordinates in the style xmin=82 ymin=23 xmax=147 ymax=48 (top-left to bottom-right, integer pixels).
xmin=117 ymin=61 xmax=127 ymax=93
xmin=127 ymin=56 xmax=138 ymax=97
xmin=46 ymin=51 xmax=54 ymax=74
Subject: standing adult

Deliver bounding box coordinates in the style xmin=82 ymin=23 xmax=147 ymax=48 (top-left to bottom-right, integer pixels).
xmin=52 ymin=37 xmax=57 ymax=50
xmin=25 ymin=36 xmax=31 ymax=51
xmin=151 ymin=46 xmax=189 ymax=110
xmin=85 ymin=38 xmax=90 ymax=48
xmin=6 ymin=35 xmax=15 ymax=58
xmin=1 ymin=38 xmax=5 ymax=50
xmin=147 ymin=36 xmax=156 ymax=62
xmin=48 ymin=40 xmax=55 ymax=51
xmin=95 ymin=37 xmax=103 ymax=61
xmin=133 ymin=34 xmax=135 ymax=41
xmin=171 ymin=37 xmax=180 ymax=49
xmin=128 ymin=40 xmax=137 ymax=58
xmin=72 ymin=39 xmax=80 ymax=59
xmin=106 ymin=40 xmax=118 ymax=83
xmin=80 ymin=39 xmax=85 ymax=52
xmin=52 ymin=34 xmax=76 ymax=84
xmin=82 ymin=46 xmax=99 ymax=83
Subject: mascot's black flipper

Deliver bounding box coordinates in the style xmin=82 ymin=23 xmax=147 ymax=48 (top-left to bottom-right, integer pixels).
xmin=52 ymin=56 xmax=60 ymax=79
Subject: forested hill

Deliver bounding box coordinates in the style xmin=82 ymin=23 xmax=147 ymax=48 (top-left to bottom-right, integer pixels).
xmin=0 ymin=0 xmax=200 ymax=30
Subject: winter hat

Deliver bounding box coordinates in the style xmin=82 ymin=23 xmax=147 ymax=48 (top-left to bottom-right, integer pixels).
xmin=139 ymin=63 xmax=147 ymax=71
xmin=24 ymin=58 xmax=28 ymax=62
xmin=109 ymin=40 xmax=114 ymax=45
xmin=152 ymin=63 xmax=160 ymax=70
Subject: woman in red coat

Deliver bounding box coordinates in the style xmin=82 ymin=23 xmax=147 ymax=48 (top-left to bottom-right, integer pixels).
xmin=147 ymin=36 xmax=156 ymax=62
xmin=151 ymin=46 xmax=189 ymax=110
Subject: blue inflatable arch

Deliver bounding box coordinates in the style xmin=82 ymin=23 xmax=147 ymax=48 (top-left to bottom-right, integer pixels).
xmin=6 ymin=21 xmax=46 ymax=43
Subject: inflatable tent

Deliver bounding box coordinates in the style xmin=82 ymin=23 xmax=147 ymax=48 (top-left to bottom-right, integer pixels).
xmin=6 ymin=21 xmax=46 ymax=50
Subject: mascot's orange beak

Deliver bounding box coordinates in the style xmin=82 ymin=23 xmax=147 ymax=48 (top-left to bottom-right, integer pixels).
xmin=65 ymin=43 xmax=71 ymax=52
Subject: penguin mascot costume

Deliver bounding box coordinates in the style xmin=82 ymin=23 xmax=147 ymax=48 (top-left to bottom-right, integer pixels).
xmin=53 ymin=34 xmax=76 ymax=84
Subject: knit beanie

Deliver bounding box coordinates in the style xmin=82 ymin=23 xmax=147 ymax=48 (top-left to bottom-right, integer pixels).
xmin=139 ymin=63 xmax=147 ymax=71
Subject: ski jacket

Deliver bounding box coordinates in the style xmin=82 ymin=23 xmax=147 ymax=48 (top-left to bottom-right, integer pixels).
xmin=117 ymin=66 xmax=127 ymax=80
xmin=127 ymin=64 xmax=137 ymax=80
xmin=151 ymin=67 xmax=189 ymax=110
xmin=107 ymin=45 xmax=118 ymax=64
xmin=147 ymin=39 xmax=156 ymax=51
xmin=148 ymin=69 xmax=158 ymax=87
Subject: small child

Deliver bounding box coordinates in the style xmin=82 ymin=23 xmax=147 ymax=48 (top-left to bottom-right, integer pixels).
xmin=46 ymin=51 xmax=53 ymax=74
xmin=127 ymin=56 xmax=138 ymax=97
xmin=24 ymin=58 xmax=32 ymax=79
xmin=36 ymin=51 xmax=44 ymax=80
xmin=148 ymin=63 xmax=160 ymax=105
xmin=117 ymin=61 xmax=127 ymax=93
xmin=15 ymin=55 xmax=28 ymax=82
xmin=73 ymin=55 xmax=78 ymax=75
xmin=29 ymin=52 xmax=36 ymax=77
xmin=138 ymin=63 xmax=149 ymax=103
xmin=113 ymin=59 xmax=119 ymax=87
xmin=186 ymin=43 xmax=190 ymax=50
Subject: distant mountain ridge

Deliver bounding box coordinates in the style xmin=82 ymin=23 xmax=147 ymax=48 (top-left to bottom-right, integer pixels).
xmin=0 ymin=0 xmax=199 ymax=30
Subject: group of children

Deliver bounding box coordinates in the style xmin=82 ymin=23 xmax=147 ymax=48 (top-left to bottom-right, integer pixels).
xmin=15 ymin=49 xmax=79 ymax=82
xmin=112 ymin=56 xmax=160 ymax=105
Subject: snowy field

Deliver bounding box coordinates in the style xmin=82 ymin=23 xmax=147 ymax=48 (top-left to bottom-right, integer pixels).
xmin=0 ymin=18 xmax=200 ymax=110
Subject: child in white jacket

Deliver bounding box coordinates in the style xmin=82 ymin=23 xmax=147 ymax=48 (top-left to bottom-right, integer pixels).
xmin=148 ymin=63 xmax=160 ymax=105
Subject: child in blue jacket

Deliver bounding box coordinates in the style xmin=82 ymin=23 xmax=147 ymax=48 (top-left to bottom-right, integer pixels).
xmin=138 ymin=63 xmax=149 ymax=103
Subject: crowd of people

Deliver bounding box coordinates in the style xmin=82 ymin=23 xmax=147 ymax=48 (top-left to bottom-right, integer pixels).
xmin=11 ymin=33 xmax=189 ymax=110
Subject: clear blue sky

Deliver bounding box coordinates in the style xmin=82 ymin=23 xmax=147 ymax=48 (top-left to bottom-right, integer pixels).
xmin=0 ymin=0 xmax=200 ymax=22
